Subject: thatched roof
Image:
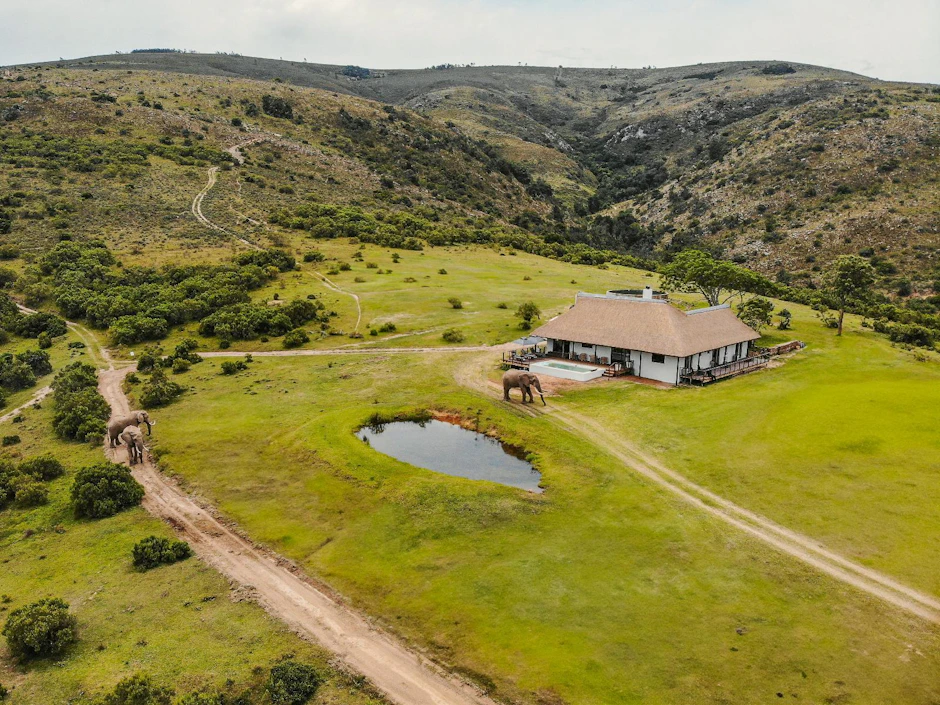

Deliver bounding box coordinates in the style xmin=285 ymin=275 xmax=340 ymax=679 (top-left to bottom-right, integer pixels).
xmin=532 ymin=297 xmax=760 ymax=357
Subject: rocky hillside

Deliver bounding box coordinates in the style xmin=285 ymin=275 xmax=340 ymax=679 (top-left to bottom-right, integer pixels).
xmin=3 ymin=53 xmax=940 ymax=298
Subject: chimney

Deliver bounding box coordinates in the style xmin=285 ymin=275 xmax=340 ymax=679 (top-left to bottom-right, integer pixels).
xmin=642 ymin=286 xmax=653 ymax=301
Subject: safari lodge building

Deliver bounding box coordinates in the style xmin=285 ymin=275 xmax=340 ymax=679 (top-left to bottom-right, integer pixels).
xmin=530 ymin=289 xmax=761 ymax=386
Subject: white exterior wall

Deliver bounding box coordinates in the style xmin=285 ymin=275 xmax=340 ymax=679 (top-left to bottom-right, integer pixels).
xmin=635 ymin=351 xmax=681 ymax=384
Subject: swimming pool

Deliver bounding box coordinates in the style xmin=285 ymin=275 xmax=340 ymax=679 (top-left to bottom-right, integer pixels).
xmin=529 ymin=360 xmax=605 ymax=382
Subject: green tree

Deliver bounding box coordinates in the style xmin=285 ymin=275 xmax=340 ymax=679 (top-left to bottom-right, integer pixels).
xmin=267 ymin=661 xmax=323 ymax=705
xmin=139 ymin=367 xmax=185 ymax=408
xmin=71 ymin=462 xmax=144 ymax=518
xmin=736 ymin=297 xmax=774 ymax=332
xmin=132 ymin=536 xmax=193 ymax=570
xmin=98 ymin=674 xmax=173 ymax=705
xmin=2 ymin=598 xmax=77 ymax=660
xmin=515 ymin=301 xmax=541 ymax=327
xmin=660 ymin=250 xmax=758 ymax=307
xmin=823 ymin=255 xmax=876 ymax=335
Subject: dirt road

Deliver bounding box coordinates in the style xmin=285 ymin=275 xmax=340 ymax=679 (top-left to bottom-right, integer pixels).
xmin=0 ymin=386 xmax=51 ymax=425
xmin=199 ymin=343 xmax=510 ymax=358
xmin=98 ymin=365 xmax=497 ymax=705
xmin=454 ymin=352 xmax=940 ymax=624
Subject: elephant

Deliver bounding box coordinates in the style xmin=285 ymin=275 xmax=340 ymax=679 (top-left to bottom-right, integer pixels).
xmin=120 ymin=425 xmax=145 ymax=465
xmin=502 ymin=369 xmax=545 ymax=405
xmin=108 ymin=411 xmax=153 ymax=448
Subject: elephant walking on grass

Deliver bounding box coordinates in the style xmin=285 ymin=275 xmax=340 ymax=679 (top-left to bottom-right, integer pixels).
xmin=120 ymin=425 xmax=146 ymax=465
xmin=108 ymin=411 xmax=153 ymax=447
xmin=502 ymin=369 xmax=545 ymax=405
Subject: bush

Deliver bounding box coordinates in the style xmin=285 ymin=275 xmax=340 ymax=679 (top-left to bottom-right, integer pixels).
xmin=441 ymin=328 xmax=464 ymax=343
xmin=139 ymin=367 xmax=184 ymax=408
xmin=378 ymin=322 xmax=397 ymax=333
xmin=262 ymin=94 xmax=293 ymax=120
xmin=13 ymin=312 xmax=67 ymax=339
xmin=131 ymin=535 xmax=193 ymax=570
xmin=171 ymin=357 xmax=191 ymax=374
xmin=97 ymin=674 xmax=173 ymax=705
xmin=110 ymin=315 xmax=169 ymax=345
xmin=267 ymin=661 xmax=323 ymax=705
xmin=13 ymin=478 xmax=47 ymax=506
xmin=220 ymin=360 xmax=247 ymax=375
xmin=37 ymin=332 xmax=52 ymax=349
xmin=19 ymin=455 xmax=65 ymax=480
xmin=302 ymin=251 xmax=325 ymax=263
xmin=2 ymin=598 xmax=77 ymax=660
xmin=0 ymin=357 xmax=35 ymax=391
xmin=438 ymin=268 xmax=448 ymax=275
xmin=16 ymin=349 xmax=52 ymax=376
xmin=176 ymin=693 xmax=223 ymax=705
xmin=1 ymin=435 xmax=20 ymax=447
xmin=283 ymin=328 xmax=310 ymax=348
xmin=52 ymin=385 xmax=110 ymax=442
xmin=447 ymin=297 xmax=463 ymax=309
xmin=71 ymin=462 xmax=144 ymax=518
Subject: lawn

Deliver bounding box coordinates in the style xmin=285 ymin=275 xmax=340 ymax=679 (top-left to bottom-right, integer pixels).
xmin=0 ymin=342 xmax=384 ymax=704
xmin=145 ymin=299 xmax=940 ymax=704
xmin=559 ymin=297 xmax=940 ymax=595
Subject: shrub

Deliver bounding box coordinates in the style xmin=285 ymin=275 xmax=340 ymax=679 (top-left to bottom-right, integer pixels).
xmin=2 ymin=598 xmax=77 ymax=660
xmin=302 ymin=251 xmax=324 ymax=263
xmin=177 ymin=693 xmax=223 ymax=705
xmin=13 ymin=312 xmax=67 ymax=339
xmin=0 ymin=358 xmax=35 ymax=391
xmin=2 ymin=435 xmax=20 ymax=447
xmin=19 ymin=455 xmax=65 ymax=480
xmin=110 ymin=315 xmax=168 ymax=345
xmin=267 ymin=661 xmax=323 ymax=705
xmin=136 ymin=350 xmax=157 ymax=372
xmin=139 ymin=367 xmax=184 ymax=408
xmin=442 ymin=328 xmax=464 ymax=343
xmin=97 ymin=674 xmax=173 ymax=705
xmin=71 ymin=462 xmax=144 ymax=518
xmin=378 ymin=322 xmax=397 ymax=333
xmin=515 ymin=301 xmax=541 ymax=326
xmin=16 ymin=349 xmax=52 ymax=376
xmin=262 ymin=94 xmax=293 ymax=120
xmin=131 ymin=535 xmax=193 ymax=570
xmin=52 ymin=371 xmax=111 ymax=442
xmin=220 ymin=360 xmax=248 ymax=375
xmin=447 ymin=297 xmax=463 ymax=309
xmin=438 ymin=268 xmax=448 ymax=275
xmin=13 ymin=478 xmax=47 ymax=506
xmin=171 ymin=357 xmax=191 ymax=374
xmin=37 ymin=332 xmax=52 ymax=349
xmin=338 ymin=262 xmax=352 ymax=272
xmin=283 ymin=328 xmax=310 ymax=348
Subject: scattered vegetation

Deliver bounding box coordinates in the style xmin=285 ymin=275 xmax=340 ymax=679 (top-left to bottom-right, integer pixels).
xmin=132 ymin=535 xmax=193 ymax=571
xmin=2 ymin=598 xmax=78 ymax=660
xmin=71 ymin=462 xmax=145 ymax=518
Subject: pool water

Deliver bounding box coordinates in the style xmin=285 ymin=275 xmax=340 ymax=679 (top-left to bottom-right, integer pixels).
xmin=543 ymin=361 xmax=597 ymax=371
xmin=359 ymin=420 xmax=542 ymax=493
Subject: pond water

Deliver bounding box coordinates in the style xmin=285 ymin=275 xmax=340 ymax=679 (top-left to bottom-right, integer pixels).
xmin=359 ymin=420 xmax=543 ymax=493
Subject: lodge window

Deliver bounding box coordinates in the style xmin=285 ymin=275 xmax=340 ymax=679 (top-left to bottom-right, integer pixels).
xmin=651 ymin=353 xmax=665 ymax=363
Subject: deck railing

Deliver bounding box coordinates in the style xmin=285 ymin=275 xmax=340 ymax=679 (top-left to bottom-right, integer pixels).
xmin=680 ymin=353 xmax=770 ymax=384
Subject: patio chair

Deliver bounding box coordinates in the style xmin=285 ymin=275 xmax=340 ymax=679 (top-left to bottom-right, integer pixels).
xmin=599 ymin=357 xmax=609 ymax=365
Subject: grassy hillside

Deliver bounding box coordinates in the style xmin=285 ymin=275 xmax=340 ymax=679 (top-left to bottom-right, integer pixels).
xmin=11 ymin=52 xmax=938 ymax=301
xmin=142 ymin=260 xmax=940 ymax=704
xmin=0 ymin=337 xmax=385 ymax=704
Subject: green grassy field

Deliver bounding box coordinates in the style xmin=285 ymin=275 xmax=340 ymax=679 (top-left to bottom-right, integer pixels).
xmin=143 ymin=274 xmax=940 ymax=704
xmin=0 ymin=339 xmax=385 ymax=704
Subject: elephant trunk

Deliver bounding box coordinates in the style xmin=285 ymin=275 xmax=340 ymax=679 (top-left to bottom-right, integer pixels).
xmin=144 ymin=421 xmax=152 ymax=435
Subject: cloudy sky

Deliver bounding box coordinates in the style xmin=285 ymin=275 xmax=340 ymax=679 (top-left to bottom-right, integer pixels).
xmin=4 ymin=0 xmax=938 ymax=84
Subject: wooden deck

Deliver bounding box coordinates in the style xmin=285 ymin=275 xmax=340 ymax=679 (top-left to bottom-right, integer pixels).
xmin=501 ymin=352 xmax=633 ymax=377
xmin=680 ymin=340 xmax=806 ymax=386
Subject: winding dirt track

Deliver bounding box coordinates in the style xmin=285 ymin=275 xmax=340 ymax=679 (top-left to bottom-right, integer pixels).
xmin=455 ymin=353 xmax=940 ymax=624
xmin=0 ymin=386 xmax=51 ymax=424
xmin=98 ymin=364 xmax=497 ymax=705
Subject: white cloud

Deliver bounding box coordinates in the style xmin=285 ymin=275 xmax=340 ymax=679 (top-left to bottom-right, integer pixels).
xmin=2 ymin=0 xmax=938 ymax=84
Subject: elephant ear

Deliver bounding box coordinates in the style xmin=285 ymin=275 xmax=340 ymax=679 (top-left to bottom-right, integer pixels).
xmin=136 ymin=412 xmax=145 ymax=423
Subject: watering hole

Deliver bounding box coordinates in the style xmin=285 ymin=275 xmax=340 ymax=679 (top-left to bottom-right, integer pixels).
xmin=359 ymin=420 xmax=543 ymax=493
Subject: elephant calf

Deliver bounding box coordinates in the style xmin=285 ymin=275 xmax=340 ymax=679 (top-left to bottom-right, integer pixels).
xmin=120 ymin=425 xmax=146 ymax=466
xmin=108 ymin=410 xmax=153 ymax=447
xmin=502 ymin=369 xmax=545 ymax=405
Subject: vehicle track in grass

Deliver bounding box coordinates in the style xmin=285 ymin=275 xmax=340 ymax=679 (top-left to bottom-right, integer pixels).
xmin=97 ymin=359 xmax=498 ymax=705
xmin=454 ymin=352 xmax=940 ymax=624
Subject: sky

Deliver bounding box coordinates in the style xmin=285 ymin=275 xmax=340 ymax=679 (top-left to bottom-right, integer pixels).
xmin=4 ymin=0 xmax=939 ymax=84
